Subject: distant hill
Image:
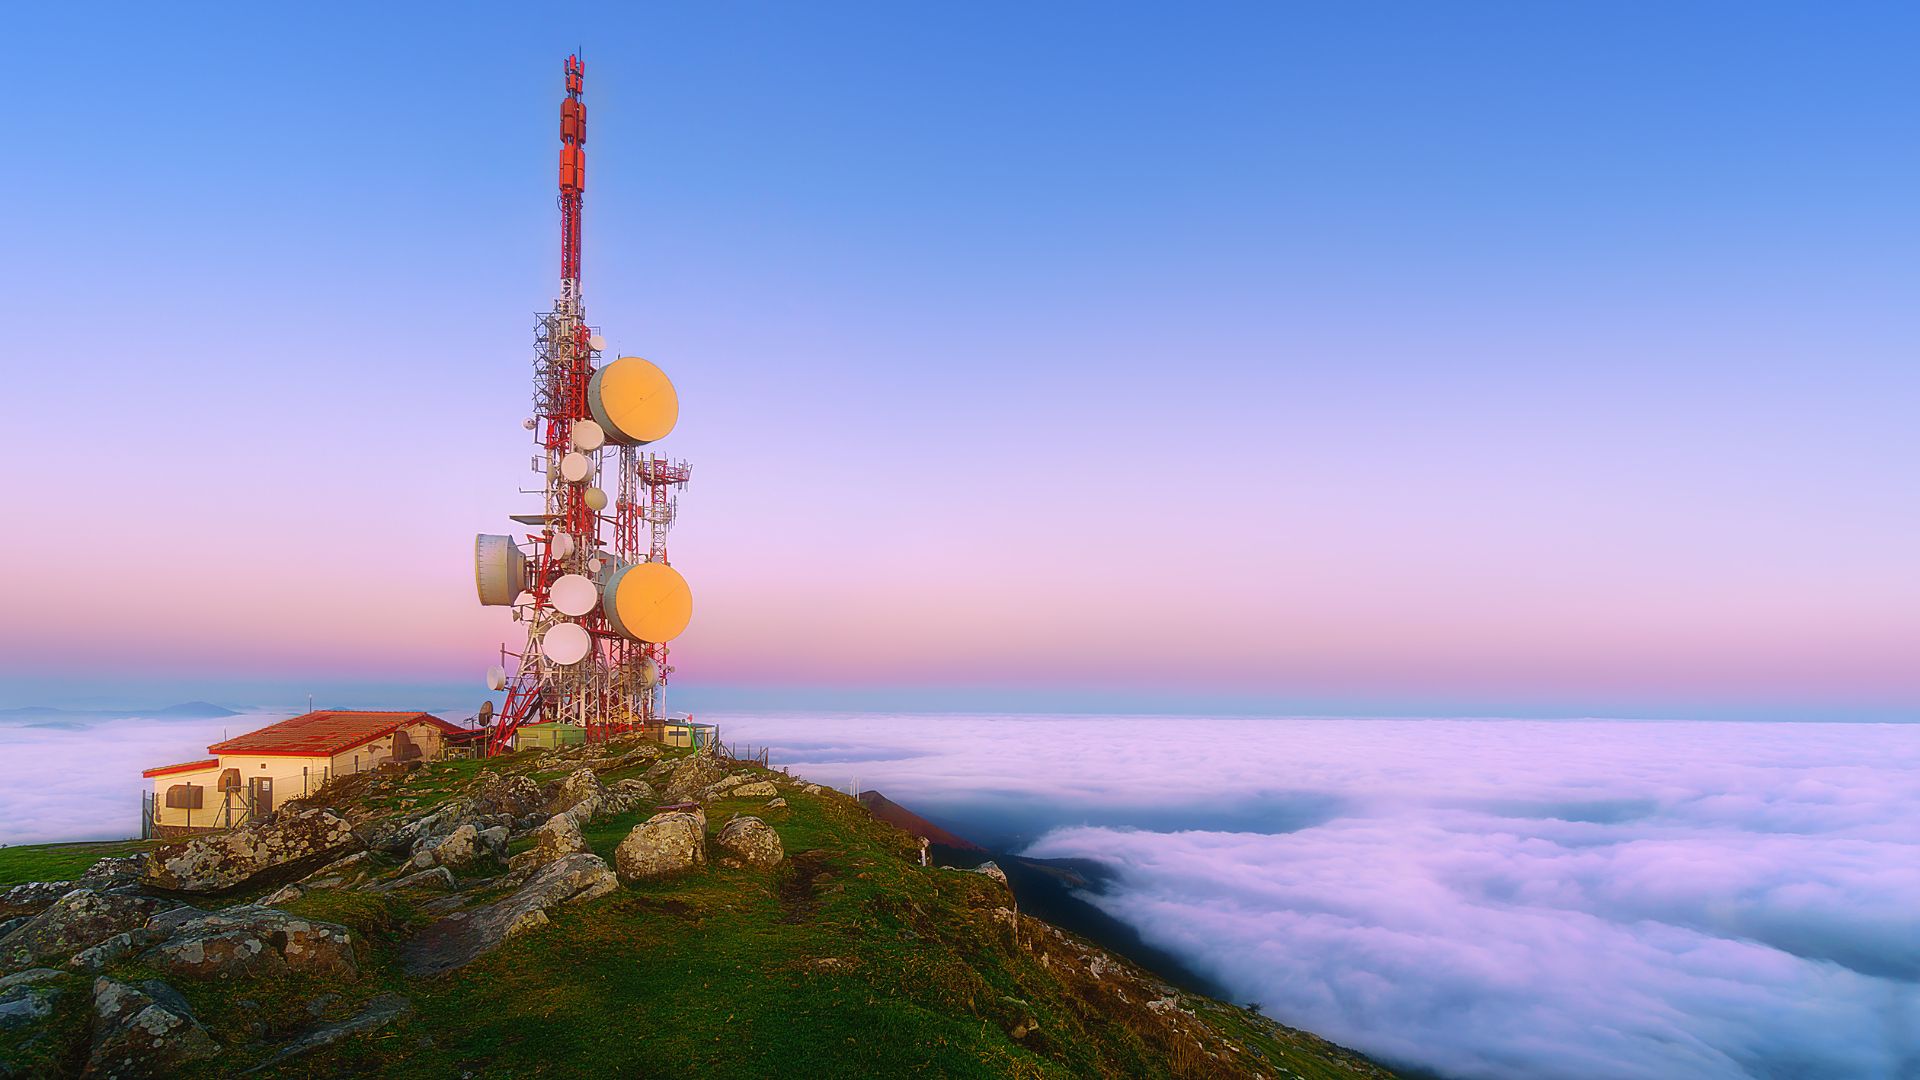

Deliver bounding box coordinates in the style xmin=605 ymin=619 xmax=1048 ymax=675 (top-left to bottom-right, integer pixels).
xmin=857 ymin=789 xmax=986 ymax=851
xmin=151 ymin=702 xmax=239 ymax=718
xmin=0 ymin=701 xmax=237 ymax=724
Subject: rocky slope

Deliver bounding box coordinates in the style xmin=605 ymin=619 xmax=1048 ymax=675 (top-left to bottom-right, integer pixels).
xmin=0 ymin=739 xmax=1396 ymax=1079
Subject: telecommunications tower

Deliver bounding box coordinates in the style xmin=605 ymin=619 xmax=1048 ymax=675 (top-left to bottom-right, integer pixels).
xmin=473 ymin=55 xmax=693 ymax=754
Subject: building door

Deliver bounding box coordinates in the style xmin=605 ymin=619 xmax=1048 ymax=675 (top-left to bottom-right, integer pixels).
xmin=249 ymin=776 xmax=274 ymax=823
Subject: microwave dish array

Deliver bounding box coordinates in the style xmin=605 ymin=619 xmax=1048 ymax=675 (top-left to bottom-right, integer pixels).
xmin=470 ymin=55 xmax=696 ymax=755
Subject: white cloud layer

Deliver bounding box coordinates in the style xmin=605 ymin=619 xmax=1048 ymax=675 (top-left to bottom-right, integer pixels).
xmin=716 ymin=714 xmax=1920 ymax=1079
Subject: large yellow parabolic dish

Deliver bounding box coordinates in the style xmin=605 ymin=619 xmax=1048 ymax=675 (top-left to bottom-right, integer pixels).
xmin=587 ymin=356 xmax=679 ymax=445
xmin=602 ymin=561 xmax=693 ymax=643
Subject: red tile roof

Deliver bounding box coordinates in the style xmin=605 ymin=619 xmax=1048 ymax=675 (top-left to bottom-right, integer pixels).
xmin=206 ymin=711 xmax=465 ymax=757
xmin=142 ymin=758 xmax=218 ymax=779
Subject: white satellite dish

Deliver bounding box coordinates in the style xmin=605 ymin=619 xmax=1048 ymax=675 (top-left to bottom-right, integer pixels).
xmin=584 ymin=486 xmax=608 ymax=511
xmin=571 ymin=419 xmax=606 ymax=453
xmin=549 ymin=532 xmax=576 ymax=559
xmin=560 ymin=451 xmax=594 ymax=483
xmin=588 ymin=334 xmax=607 ymax=352
xmin=512 ymin=590 xmax=534 ymax=607
xmin=550 ymin=573 xmax=598 ymax=617
xmin=540 ymin=621 xmax=592 ymax=665
xmin=485 ymin=665 xmax=506 ymax=691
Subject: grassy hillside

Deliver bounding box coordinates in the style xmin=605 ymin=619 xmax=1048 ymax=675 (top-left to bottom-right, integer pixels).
xmin=2 ymin=746 xmax=1395 ymax=1079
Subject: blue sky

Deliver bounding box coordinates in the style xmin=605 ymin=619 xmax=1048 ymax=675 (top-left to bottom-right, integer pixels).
xmin=1 ymin=4 xmax=1915 ymax=719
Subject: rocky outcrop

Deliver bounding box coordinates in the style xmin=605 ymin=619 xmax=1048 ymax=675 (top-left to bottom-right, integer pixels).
xmin=85 ymin=977 xmax=219 ymax=1078
xmin=0 ymin=881 xmax=77 ymax=922
xmin=142 ymin=808 xmax=358 ymax=892
xmin=973 ymin=861 xmax=1010 ymax=888
xmin=141 ymin=906 xmax=357 ymax=981
xmin=713 ymin=817 xmax=784 ymax=870
xmin=401 ymin=854 xmax=616 ymax=977
xmin=0 ymin=968 xmax=67 ymax=1032
xmin=765 ymin=797 xmax=788 ymax=811
xmin=245 ymin=994 xmax=412 ymax=1073
xmin=545 ymin=768 xmax=608 ymax=816
xmin=467 ymin=772 xmax=544 ymax=819
xmin=613 ymin=810 xmax=707 ymax=882
xmin=506 ymin=813 xmax=588 ymax=872
xmin=661 ymin=756 xmax=729 ymax=802
xmin=611 ymin=778 xmax=657 ymax=806
xmin=372 ymin=867 xmax=456 ymax=894
xmin=1 ymin=890 xmax=166 ymax=973
xmin=728 ymin=781 xmax=779 ymax=799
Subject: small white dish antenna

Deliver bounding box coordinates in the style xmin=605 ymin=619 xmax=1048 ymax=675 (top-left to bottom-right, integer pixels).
xmin=560 ymin=451 xmax=594 ymax=483
xmin=550 ymin=573 xmax=598 ymax=617
xmin=540 ymin=621 xmax=592 ymax=665
xmin=571 ymin=419 xmax=606 ymax=453
xmin=588 ymin=334 xmax=607 ymax=352
xmin=583 ymin=486 xmax=608 ymax=511
xmin=485 ymin=665 xmax=507 ymax=691
xmin=549 ymin=532 xmax=576 ymax=559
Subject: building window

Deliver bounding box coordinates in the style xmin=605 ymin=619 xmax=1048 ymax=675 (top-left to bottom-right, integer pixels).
xmin=164 ymin=784 xmax=204 ymax=810
xmin=218 ymin=769 xmax=242 ymax=792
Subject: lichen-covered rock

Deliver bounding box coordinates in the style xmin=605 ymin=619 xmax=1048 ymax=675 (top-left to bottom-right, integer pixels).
xmin=545 ymin=768 xmax=608 ymax=815
xmin=728 ymin=781 xmax=779 ymax=799
xmin=251 ymin=993 xmax=413 ymax=1071
xmin=0 ymin=890 xmax=166 ymax=973
xmin=79 ymin=857 xmax=145 ymax=888
xmin=611 ymin=778 xmax=657 ymax=806
xmin=373 ymin=867 xmax=456 ymax=894
xmin=141 ymin=906 xmax=357 ymax=980
xmin=388 ymin=799 xmax=479 ymax=856
xmin=401 ymin=854 xmax=616 ymax=977
xmin=613 ymin=811 xmax=708 ymax=882
xmin=142 ymin=808 xmax=358 ymax=892
xmin=67 ymin=930 xmax=152 ymax=975
xmin=0 ymin=969 xmax=68 ymax=1032
xmin=414 ymin=823 xmax=479 ymax=869
xmin=507 ymin=814 xmax=588 ymax=872
xmin=468 ymin=772 xmax=545 ymax=819
xmin=765 ymin=797 xmax=788 ymax=811
xmin=713 ymin=816 xmax=784 ymax=870
xmin=0 ymin=881 xmax=75 ymax=922
xmin=662 ymin=756 xmax=729 ymax=802
xmin=85 ymin=977 xmax=218 ymax=1077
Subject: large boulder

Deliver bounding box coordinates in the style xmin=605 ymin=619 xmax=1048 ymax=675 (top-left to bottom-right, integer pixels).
xmin=142 ymin=808 xmax=358 ymax=892
xmin=389 ymin=799 xmax=478 ymax=855
xmin=468 ymin=772 xmax=544 ymax=819
xmin=84 ymin=977 xmax=218 ymax=1078
xmin=0 ymin=891 xmax=166 ymax=973
xmin=544 ymin=768 xmax=608 ymax=816
xmin=0 ymin=967 xmax=69 ymax=1032
xmin=728 ymin=781 xmax=780 ymax=799
xmin=401 ymin=854 xmax=616 ymax=977
xmin=140 ymin=906 xmax=357 ymax=981
xmin=713 ymin=817 xmax=784 ymax=870
xmin=506 ymin=814 xmax=588 ymax=873
xmin=412 ymin=823 xmax=478 ymax=869
xmin=611 ymin=778 xmax=657 ymax=806
xmin=661 ymin=756 xmax=729 ymax=802
xmin=613 ymin=811 xmax=707 ymax=883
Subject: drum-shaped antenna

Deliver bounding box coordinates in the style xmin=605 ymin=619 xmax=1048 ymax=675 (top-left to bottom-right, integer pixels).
xmin=474 ymin=535 xmax=526 ymax=606
xmin=550 ymin=532 xmax=576 ymax=559
xmin=583 ymin=486 xmax=608 ymax=512
xmin=485 ymin=665 xmax=506 ymax=691
xmin=560 ymin=451 xmax=594 ymax=483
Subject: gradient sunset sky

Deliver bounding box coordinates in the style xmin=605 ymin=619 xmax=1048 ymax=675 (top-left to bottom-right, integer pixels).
xmin=3 ymin=4 xmax=1914 ymax=719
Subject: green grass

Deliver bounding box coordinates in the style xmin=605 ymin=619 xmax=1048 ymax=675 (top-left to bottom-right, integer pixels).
xmin=0 ymin=840 xmax=152 ymax=888
xmin=14 ymin=748 xmax=1392 ymax=1079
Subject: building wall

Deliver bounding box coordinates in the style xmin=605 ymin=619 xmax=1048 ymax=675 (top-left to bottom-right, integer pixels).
xmin=149 ymin=721 xmax=451 ymax=831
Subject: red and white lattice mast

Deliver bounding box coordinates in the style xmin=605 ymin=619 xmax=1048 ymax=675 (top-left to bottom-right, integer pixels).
xmin=473 ymin=55 xmax=694 ymax=755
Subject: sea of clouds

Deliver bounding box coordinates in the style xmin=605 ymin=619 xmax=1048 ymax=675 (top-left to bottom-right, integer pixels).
xmin=7 ymin=709 xmax=1916 ymax=1077
xmin=711 ymin=713 xmax=1920 ymax=1080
